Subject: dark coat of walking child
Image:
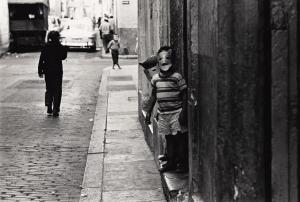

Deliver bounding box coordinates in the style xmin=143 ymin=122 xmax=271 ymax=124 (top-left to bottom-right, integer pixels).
xmin=38 ymin=31 xmax=67 ymax=117
xmin=107 ymin=34 xmax=121 ymax=69
xmin=145 ymin=46 xmax=187 ymax=172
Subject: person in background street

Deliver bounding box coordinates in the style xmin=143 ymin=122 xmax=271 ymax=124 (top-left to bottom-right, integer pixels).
xmin=97 ymin=17 xmax=102 ymax=49
xmin=97 ymin=17 xmax=102 ymax=29
xmin=45 ymin=17 xmax=64 ymax=42
xmin=57 ymin=18 xmax=61 ymax=27
xmin=99 ymin=17 xmax=112 ymax=53
xmin=109 ymin=15 xmax=115 ymax=38
xmin=107 ymin=34 xmax=121 ymax=69
xmin=92 ymin=16 xmax=97 ymax=30
xmin=145 ymin=46 xmax=187 ymax=172
xmin=38 ymin=31 xmax=68 ymax=117
xmin=135 ymin=36 xmax=139 ymax=54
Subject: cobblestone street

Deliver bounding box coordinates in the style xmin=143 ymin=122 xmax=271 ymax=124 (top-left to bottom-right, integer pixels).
xmin=0 ymin=51 xmax=137 ymax=201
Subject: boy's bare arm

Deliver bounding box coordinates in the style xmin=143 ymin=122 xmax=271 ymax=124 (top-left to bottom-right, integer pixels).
xmin=145 ymin=88 xmax=157 ymax=124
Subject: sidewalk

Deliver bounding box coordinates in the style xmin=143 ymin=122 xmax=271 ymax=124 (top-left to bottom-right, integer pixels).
xmin=0 ymin=45 xmax=9 ymax=58
xmin=79 ymin=65 xmax=166 ymax=202
xmin=100 ymin=48 xmax=138 ymax=59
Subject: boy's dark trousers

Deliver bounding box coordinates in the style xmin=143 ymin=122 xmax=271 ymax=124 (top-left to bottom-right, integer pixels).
xmin=45 ymin=73 xmax=62 ymax=113
xmin=161 ymin=132 xmax=189 ymax=172
xmin=111 ymin=49 xmax=119 ymax=65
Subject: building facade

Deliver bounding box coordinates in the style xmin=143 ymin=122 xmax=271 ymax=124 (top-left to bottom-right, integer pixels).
xmin=60 ymin=0 xmax=102 ymax=19
xmin=104 ymin=0 xmax=137 ymax=55
xmin=0 ymin=0 xmax=9 ymax=55
xmin=49 ymin=0 xmax=61 ymax=16
xmin=115 ymin=0 xmax=137 ymax=54
xmin=137 ymin=0 xmax=299 ymax=201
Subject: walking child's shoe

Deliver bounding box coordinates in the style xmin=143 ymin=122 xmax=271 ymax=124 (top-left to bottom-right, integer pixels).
xmin=53 ymin=112 xmax=59 ymax=117
xmin=52 ymin=108 xmax=60 ymax=117
xmin=158 ymin=154 xmax=168 ymax=162
xmin=47 ymin=106 xmax=53 ymax=115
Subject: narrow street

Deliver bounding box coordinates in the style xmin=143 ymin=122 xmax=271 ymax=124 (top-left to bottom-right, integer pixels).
xmin=0 ymin=51 xmax=137 ymax=201
xmin=0 ymin=0 xmax=299 ymax=201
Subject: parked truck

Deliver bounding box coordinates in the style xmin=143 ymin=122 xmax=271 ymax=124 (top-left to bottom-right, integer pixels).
xmin=8 ymin=0 xmax=49 ymax=49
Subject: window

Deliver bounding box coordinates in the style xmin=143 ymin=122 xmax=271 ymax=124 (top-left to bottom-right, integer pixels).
xmin=122 ymin=1 xmax=130 ymax=5
xmin=9 ymin=4 xmax=44 ymax=20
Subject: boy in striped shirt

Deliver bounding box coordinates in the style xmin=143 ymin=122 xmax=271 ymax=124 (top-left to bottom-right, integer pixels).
xmin=145 ymin=46 xmax=187 ymax=172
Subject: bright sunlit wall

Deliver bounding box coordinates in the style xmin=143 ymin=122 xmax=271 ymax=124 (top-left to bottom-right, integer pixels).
xmin=0 ymin=0 xmax=9 ymax=54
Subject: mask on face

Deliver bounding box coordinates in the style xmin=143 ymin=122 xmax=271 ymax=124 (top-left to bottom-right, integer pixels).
xmin=158 ymin=50 xmax=172 ymax=72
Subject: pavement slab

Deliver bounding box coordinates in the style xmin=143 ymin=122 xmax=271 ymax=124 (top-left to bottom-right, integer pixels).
xmin=80 ymin=65 xmax=166 ymax=201
xmin=102 ymin=190 xmax=166 ymax=202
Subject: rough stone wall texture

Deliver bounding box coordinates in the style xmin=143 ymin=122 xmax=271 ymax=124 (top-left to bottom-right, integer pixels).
xmin=138 ymin=0 xmax=167 ymax=106
xmin=159 ymin=0 xmax=169 ymax=46
xmin=188 ymin=0 xmax=200 ymax=199
xmin=286 ymin=1 xmax=299 ymax=200
xmin=137 ymin=0 xmax=170 ymax=158
xmin=138 ymin=0 xmax=156 ymax=98
xmin=217 ymin=0 xmax=267 ymax=201
xmin=118 ymin=28 xmax=137 ymax=55
xmin=189 ymin=0 xmax=268 ymax=201
xmin=114 ymin=0 xmax=137 ymax=55
xmin=217 ymin=0 xmax=266 ymax=201
xmin=169 ymin=0 xmax=184 ymax=74
xmin=0 ymin=0 xmax=9 ymax=55
xmin=191 ymin=0 xmax=218 ymax=201
xmin=271 ymin=0 xmax=299 ymax=201
xmin=138 ymin=0 xmax=299 ymax=201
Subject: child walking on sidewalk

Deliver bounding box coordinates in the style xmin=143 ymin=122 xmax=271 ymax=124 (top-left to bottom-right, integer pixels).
xmin=108 ymin=34 xmax=121 ymax=69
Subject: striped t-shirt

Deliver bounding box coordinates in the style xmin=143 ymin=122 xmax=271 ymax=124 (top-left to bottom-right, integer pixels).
xmin=151 ymin=72 xmax=187 ymax=113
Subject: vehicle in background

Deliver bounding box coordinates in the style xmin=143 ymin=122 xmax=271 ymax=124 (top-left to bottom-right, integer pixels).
xmin=8 ymin=0 xmax=49 ymax=50
xmin=45 ymin=15 xmax=64 ymax=42
xmin=60 ymin=18 xmax=97 ymax=51
xmin=48 ymin=15 xmax=63 ymax=32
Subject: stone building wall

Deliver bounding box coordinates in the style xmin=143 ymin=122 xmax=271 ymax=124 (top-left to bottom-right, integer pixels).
xmin=188 ymin=0 xmax=299 ymax=200
xmin=188 ymin=0 xmax=273 ymax=201
xmin=271 ymin=0 xmax=299 ymax=201
xmin=217 ymin=0 xmax=267 ymax=200
xmin=138 ymin=0 xmax=299 ymax=201
xmin=0 ymin=0 xmax=9 ymax=55
xmin=115 ymin=0 xmax=137 ymax=54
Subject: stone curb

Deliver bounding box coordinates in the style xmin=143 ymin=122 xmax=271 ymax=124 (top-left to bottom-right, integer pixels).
xmin=0 ymin=48 xmax=9 ymax=58
xmin=79 ymin=67 xmax=110 ymax=202
xmin=101 ymin=54 xmax=138 ymax=59
xmin=100 ymin=49 xmax=138 ymax=59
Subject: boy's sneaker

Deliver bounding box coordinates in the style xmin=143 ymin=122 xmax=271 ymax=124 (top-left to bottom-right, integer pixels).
xmin=158 ymin=155 xmax=168 ymax=162
xmin=159 ymin=161 xmax=176 ymax=173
